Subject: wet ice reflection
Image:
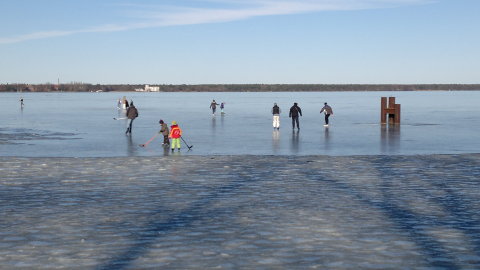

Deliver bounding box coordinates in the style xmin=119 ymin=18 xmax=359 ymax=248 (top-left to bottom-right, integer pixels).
xmin=290 ymin=130 xmax=300 ymax=153
xmin=380 ymin=125 xmax=401 ymax=154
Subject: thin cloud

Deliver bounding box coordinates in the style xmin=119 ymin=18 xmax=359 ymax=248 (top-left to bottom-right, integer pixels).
xmin=0 ymin=0 xmax=433 ymax=44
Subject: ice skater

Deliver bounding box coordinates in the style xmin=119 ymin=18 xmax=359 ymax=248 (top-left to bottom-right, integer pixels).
xmin=210 ymin=100 xmax=219 ymax=116
xmin=320 ymin=102 xmax=333 ymax=127
xmin=289 ymin=102 xmax=302 ymax=130
xmin=220 ymin=102 xmax=226 ymax=114
xmin=169 ymin=121 xmax=182 ymax=152
xmin=125 ymin=101 xmax=138 ymax=135
xmin=159 ymin=119 xmax=170 ymax=146
xmin=272 ymin=103 xmax=281 ymax=130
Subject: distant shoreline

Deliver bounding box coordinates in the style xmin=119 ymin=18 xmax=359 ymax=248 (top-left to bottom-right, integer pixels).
xmin=1 ymin=84 xmax=479 ymax=92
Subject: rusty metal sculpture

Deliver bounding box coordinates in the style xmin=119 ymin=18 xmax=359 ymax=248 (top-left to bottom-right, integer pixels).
xmin=381 ymin=97 xmax=401 ymax=125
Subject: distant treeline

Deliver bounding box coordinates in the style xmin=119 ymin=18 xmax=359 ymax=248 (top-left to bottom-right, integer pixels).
xmin=1 ymin=83 xmax=479 ymax=92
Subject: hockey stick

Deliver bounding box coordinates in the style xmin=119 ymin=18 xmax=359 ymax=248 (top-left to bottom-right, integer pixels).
xmin=181 ymin=137 xmax=193 ymax=150
xmin=139 ymin=133 xmax=159 ymax=147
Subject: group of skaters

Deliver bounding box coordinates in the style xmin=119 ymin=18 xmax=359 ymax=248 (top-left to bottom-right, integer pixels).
xmin=209 ymin=99 xmax=333 ymax=129
xmin=272 ymin=102 xmax=333 ymax=130
xmin=120 ymin=98 xmax=333 ymax=152
xmin=209 ymin=100 xmax=226 ymax=116
xmin=121 ymin=100 xmax=183 ymax=152
xmin=158 ymin=120 xmax=183 ymax=152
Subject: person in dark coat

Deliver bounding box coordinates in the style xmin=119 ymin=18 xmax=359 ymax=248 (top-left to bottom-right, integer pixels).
xmin=289 ymin=102 xmax=302 ymax=130
xmin=125 ymin=101 xmax=138 ymax=135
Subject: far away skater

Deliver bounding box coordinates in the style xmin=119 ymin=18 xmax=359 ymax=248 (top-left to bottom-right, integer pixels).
xmin=289 ymin=102 xmax=302 ymax=130
xmin=320 ymin=102 xmax=333 ymax=126
xmin=210 ymin=100 xmax=219 ymax=115
xmin=125 ymin=101 xmax=138 ymax=135
xmin=220 ymin=102 xmax=225 ymax=114
xmin=272 ymin=103 xmax=281 ymax=130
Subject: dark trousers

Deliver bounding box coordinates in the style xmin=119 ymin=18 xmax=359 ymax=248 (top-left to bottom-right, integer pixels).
xmin=163 ymin=135 xmax=170 ymax=145
xmin=325 ymin=114 xmax=331 ymax=125
xmin=291 ymin=117 xmax=300 ymax=129
xmin=126 ymin=119 xmax=134 ymax=134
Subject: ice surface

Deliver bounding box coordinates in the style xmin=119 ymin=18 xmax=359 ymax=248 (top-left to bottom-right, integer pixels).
xmin=1 ymin=91 xmax=480 ymax=157
xmin=1 ymin=154 xmax=480 ymax=269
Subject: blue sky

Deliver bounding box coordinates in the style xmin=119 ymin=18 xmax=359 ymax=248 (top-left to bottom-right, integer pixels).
xmin=0 ymin=0 xmax=479 ymax=84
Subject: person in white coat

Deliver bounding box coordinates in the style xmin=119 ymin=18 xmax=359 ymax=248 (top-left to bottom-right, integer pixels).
xmin=272 ymin=103 xmax=281 ymax=130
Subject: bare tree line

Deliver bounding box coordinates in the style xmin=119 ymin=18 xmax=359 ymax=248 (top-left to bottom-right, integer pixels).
xmin=1 ymin=83 xmax=479 ymax=92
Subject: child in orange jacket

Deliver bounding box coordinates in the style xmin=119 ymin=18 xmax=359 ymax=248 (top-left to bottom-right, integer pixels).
xmin=169 ymin=121 xmax=182 ymax=152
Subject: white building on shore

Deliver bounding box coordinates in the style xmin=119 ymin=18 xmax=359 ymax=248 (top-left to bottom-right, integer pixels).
xmin=145 ymin=85 xmax=160 ymax=92
xmin=135 ymin=85 xmax=160 ymax=92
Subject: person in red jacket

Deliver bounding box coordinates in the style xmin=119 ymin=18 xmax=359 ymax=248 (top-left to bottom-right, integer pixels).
xmin=169 ymin=121 xmax=182 ymax=152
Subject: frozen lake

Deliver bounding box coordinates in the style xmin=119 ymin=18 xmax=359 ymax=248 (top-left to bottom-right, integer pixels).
xmin=1 ymin=91 xmax=480 ymax=157
xmin=2 ymin=91 xmax=480 ymax=269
